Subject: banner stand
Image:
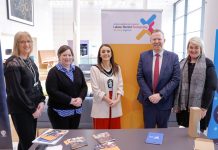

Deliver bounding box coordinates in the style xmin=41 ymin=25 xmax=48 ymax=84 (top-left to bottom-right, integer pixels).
xmin=0 ymin=40 xmax=13 ymax=149
xmin=207 ymin=29 xmax=218 ymax=139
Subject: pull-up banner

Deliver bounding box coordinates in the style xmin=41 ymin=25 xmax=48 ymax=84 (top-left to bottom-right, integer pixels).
xmin=102 ymin=9 xmax=161 ymax=44
xmin=102 ymin=10 xmax=162 ymax=128
xmin=0 ymin=40 xmax=13 ymax=149
xmin=207 ymin=29 xmax=218 ymax=139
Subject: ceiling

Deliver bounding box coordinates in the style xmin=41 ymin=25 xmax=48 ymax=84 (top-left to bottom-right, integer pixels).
xmin=49 ymin=0 xmax=179 ymax=9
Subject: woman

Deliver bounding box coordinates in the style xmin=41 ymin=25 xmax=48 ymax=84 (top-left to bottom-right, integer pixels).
xmin=90 ymin=44 xmax=124 ymax=129
xmin=46 ymin=45 xmax=87 ymax=129
xmin=174 ymin=37 xmax=217 ymax=131
xmin=4 ymin=31 xmax=45 ymax=150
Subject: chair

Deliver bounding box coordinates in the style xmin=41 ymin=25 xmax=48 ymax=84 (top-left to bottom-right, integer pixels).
xmin=36 ymin=97 xmax=93 ymax=133
xmin=38 ymin=50 xmax=58 ymax=70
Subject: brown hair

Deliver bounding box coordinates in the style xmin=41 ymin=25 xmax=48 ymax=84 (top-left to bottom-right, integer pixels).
xmin=12 ymin=31 xmax=33 ymax=57
xmin=57 ymin=45 xmax=74 ymax=59
xmin=97 ymin=44 xmax=119 ymax=75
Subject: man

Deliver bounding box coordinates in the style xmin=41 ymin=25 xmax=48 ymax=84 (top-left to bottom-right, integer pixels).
xmin=137 ymin=29 xmax=180 ymax=128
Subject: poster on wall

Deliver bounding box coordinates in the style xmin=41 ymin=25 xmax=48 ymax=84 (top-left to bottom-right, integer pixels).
xmin=101 ymin=10 xmax=162 ymax=128
xmin=102 ymin=9 xmax=162 ymax=44
xmin=0 ymin=40 xmax=13 ymax=149
xmin=207 ymin=29 xmax=218 ymax=139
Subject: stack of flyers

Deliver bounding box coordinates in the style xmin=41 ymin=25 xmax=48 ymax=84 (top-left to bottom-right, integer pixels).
xmin=95 ymin=141 xmax=120 ymax=150
xmin=32 ymin=129 xmax=68 ymax=145
xmin=64 ymin=136 xmax=88 ymax=149
xmin=93 ymin=132 xmax=120 ymax=150
xmin=93 ymin=132 xmax=114 ymax=144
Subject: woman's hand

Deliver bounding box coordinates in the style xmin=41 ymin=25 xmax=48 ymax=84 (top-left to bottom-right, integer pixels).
xmin=200 ymin=108 xmax=207 ymax=119
xmin=70 ymin=98 xmax=82 ymax=107
xmin=103 ymin=95 xmax=113 ymax=106
xmin=110 ymin=99 xmax=120 ymax=107
xmin=37 ymin=102 xmax=45 ymax=113
xmin=110 ymin=94 xmax=121 ymax=107
xmin=32 ymin=102 xmax=45 ymax=118
xmin=32 ymin=109 xmax=41 ymax=118
xmin=172 ymin=107 xmax=180 ymax=113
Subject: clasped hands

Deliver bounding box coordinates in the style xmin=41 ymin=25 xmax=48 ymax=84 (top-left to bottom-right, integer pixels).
xmin=148 ymin=93 xmax=162 ymax=104
xmin=70 ymin=97 xmax=82 ymax=107
xmin=103 ymin=95 xmax=120 ymax=107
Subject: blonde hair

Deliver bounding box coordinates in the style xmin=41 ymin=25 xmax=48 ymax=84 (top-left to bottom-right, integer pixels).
xmin=187 ymin=37 xmax=204 ymax=55
xmin=12 ymin=31 xmax=33 ymax=57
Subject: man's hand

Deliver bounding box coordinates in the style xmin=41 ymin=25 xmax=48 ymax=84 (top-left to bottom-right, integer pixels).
xmin=148 ymin=93 xmax=162 ymax=104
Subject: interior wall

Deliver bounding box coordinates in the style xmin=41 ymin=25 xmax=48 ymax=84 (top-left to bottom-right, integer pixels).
xmin=203 ymin=0 xmax=218 ymax=60
xmin=0 ymin=0 xmax=53 ymax=61
xmin=80 ymin=5 xmax=102 ymax=59
xmin=52 ymin=6 xmax=74 ymax=51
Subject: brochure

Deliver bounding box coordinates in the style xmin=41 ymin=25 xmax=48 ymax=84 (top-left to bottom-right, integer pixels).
xmin=63 ymin=136 xmax=88 ymax=149
xmin=32 ymin=129 xmax=69 ymax=145
xmin=145 ymin=132 xmax=164 ymax=145
xmin=93 ymin=132 xmax=114 ymax=144
xmin=95 ymin=141 xmax=120 ymax=150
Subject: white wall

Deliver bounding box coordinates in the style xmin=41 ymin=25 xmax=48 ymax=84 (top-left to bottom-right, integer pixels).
xmin=80 ymin=5 xmax=102 ymax=58
xmin=147 ymin=3 xmax=174 ymax=51
xmin=52 ymin=6 xmax=74 ymax=50
xmin=0 ymin=0 xmax=53 ymax=60
xmin=203 ymin=0 xmax=218 ymax=60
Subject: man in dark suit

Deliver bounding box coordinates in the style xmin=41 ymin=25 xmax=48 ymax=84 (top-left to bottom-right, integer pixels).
xmin=137 ymin=29 xmax=180 ymax=128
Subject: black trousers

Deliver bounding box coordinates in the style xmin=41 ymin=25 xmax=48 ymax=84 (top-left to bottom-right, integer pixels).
xmin=176 ymin=105 xmax=212 ymax=131
xmin=11 ymin=113 xmax=37 ymax=150
xmin=47 ymin=107 xmax=81 ymax=129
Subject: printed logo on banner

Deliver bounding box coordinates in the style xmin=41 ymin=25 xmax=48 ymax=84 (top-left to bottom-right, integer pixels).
xmin=0 ymin=130 xmax=7 ymax=137
xmin=136 ymin=14 xmax=156 ymax=40
xmin=102 ymin=10 xmax=161 ymax=44
xmin=112 ymin=14 xmax=157 ymax=40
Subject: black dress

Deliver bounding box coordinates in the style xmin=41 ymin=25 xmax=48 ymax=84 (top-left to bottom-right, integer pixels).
xmin=4 ymin=55 xmax=45 ymax=150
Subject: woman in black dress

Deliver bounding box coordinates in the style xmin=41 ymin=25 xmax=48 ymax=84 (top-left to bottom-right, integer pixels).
xmin=4 ymin=31 xmax=45 ymax=150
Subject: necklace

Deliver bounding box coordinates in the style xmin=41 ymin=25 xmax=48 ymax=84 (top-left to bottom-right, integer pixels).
xmin=19 ymin=57 xmax=38 ymax=87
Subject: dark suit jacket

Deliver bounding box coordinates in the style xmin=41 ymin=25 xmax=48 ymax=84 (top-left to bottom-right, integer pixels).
xmin=137 ymin=50 xmax=180 ymax=110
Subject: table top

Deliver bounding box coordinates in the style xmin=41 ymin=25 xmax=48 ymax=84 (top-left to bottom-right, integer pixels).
xmin=30 ymin=127 xmax=218 ymax=150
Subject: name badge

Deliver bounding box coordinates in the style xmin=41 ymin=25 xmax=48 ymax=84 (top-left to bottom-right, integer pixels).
xmin=34 ymin=82 xmax=38 ymax=87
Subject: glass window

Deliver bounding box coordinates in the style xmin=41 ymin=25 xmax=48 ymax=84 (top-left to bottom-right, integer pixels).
xmin=174 ymin=35 xmax=184 ymax=60
xmin=187 ymin=9 xmax=202 ymax=33
xmin=175 ymin=17 xmax=184 ymax=35
xmin=173 ymin=0 xmax=204 ymax=59
xmin=175 ymin=0 xmax=185 ymax=18
xmin=188 ymin=0 xmax=202 ymax=13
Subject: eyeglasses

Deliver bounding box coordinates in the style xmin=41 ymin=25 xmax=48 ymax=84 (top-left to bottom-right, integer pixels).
xmin=18 ymin=40 xmax=32 ymax=44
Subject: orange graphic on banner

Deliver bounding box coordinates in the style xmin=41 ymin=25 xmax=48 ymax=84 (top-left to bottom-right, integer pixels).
xmin=111 ymin=44 xmax=152 ymax=128
xmin=136 ymin=30 xmax=151 ymax=40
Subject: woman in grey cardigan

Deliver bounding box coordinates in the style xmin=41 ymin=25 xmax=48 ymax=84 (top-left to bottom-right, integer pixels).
xmin=174 ymin=37 xmax=217 ymax=131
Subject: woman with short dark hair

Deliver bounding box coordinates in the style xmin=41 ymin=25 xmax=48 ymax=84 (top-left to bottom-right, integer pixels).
xmin=46 ymin=45 xmax=87 ymax=129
